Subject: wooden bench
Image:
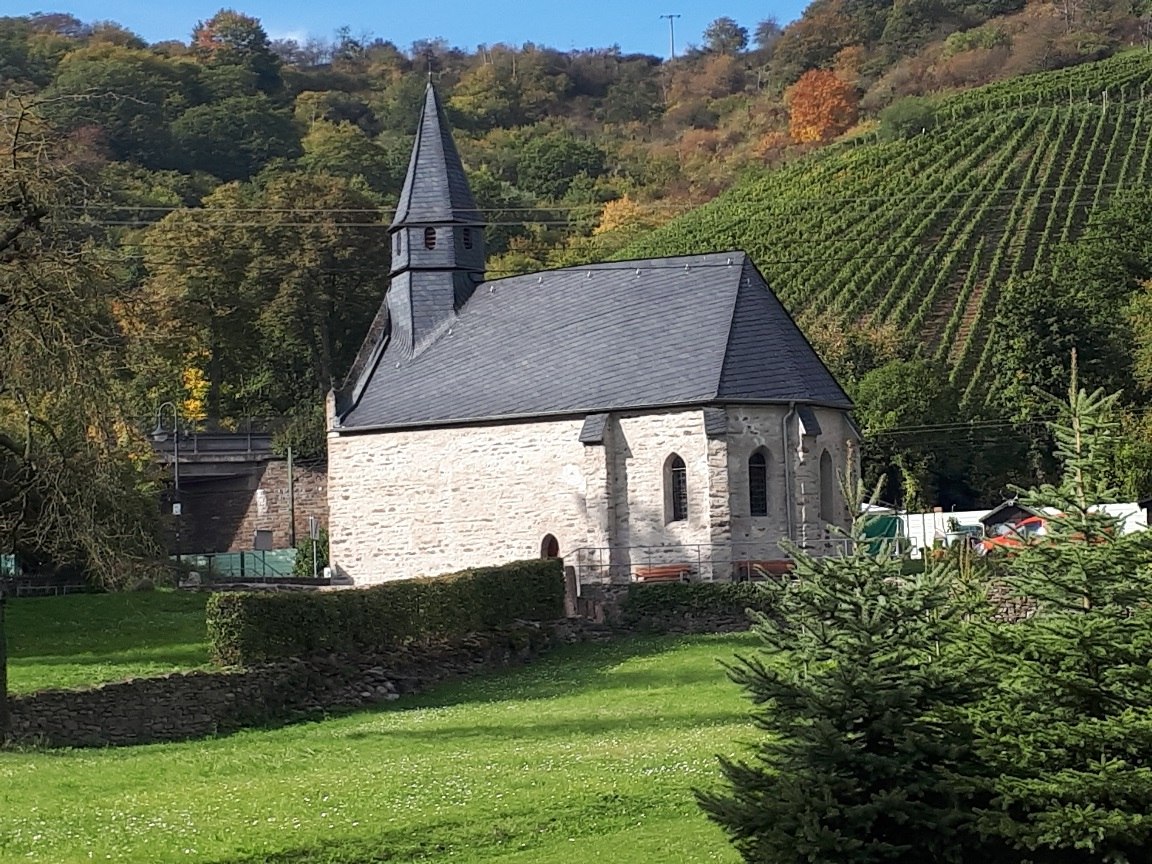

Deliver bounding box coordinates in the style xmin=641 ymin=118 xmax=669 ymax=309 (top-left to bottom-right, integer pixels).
xmin=633 ymin=564 xmax=693 ymax=583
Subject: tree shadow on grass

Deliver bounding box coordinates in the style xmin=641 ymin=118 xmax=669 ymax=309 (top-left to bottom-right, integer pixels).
xmin=373 ymin=632 xmax=758 ymax=715
xmin=5 ymin=592 xmax=209 ymax=662
xmin=198 ymin=786 xmax=685 ymax=864
xmin=9 ymin=645 xmax=209 ymax=668
xmin=340 ymin=705 xmax=749 ymax=745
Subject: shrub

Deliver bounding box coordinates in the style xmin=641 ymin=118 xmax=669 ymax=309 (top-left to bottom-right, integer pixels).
xmin=292 ymin=528 xmax=328 ymax=579
xmin=620 ymin=582 xmax=775 ymax=628
xmin=942 ymin=24 xmax=1010 ymax=58
xmin=206 ymin=559 xmax=564 ymax=665
xmin=878 ymin=95 xmax=940 ymax=140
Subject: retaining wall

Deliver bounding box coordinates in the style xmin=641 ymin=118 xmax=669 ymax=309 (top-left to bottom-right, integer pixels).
xmin=6 ymin=624 xmax=575 ymax=748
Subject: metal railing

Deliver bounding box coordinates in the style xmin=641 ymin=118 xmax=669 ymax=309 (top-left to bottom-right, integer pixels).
xmin=150 ymin=430 xmax=275 ymax=458
xmin=179 ymin=549 xmax=298 ymax=580
xmin=143 ymin=416 xmax=287 ymax=459
xmin=568 ymin=538 xmax=854 ymax=586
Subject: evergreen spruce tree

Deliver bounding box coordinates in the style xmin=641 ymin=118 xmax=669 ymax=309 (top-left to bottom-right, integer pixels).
xmin=698 ymin=484 xmax=993 ymax=864
xmin=968 ymin=362 xmax=1152 ymax=861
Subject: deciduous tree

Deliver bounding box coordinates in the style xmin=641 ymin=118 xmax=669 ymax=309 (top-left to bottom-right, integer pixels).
xmin=134 ymin=171 xmax=388 ymax=418
xmin=1 ymin=96 xmax=164 ymax=735
xmin=787 ymin=68 xmax=859 ymax=142
xmin=192 ymin=9 xmax=281 ymax=93
xmin=516 ymin=128 xmax=606 ymax=200
xmin=170 ymin=94 xmax=300 ymax=181
xmin=45 ymin=44 xmax=194 ymax=168
xmin=703 ymin=17 xmax=750 ymax=55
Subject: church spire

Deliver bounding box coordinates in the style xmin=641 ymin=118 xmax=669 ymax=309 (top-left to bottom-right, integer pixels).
xmin=386 ymin=81 xmax=486 ymax=355
xmin=389 ymin=82 xmax=483 ymax=241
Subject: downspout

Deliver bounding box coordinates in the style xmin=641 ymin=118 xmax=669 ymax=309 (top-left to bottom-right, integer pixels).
xmin=781 ymin=402 xmax=797 ymax=543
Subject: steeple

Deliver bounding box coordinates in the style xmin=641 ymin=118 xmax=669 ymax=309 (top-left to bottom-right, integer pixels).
xmin=386 ymin=82 xmax=486 ymax=356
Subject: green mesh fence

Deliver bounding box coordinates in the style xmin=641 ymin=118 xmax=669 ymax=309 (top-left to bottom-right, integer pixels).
xmin=180 ymin=550 xmax=299 ymax=580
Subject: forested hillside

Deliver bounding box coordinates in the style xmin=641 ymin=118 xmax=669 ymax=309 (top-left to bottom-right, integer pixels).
xmin=3 ymin=0 xmax=1152 ymax=555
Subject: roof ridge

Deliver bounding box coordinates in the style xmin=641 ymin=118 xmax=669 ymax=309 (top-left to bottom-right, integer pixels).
xmin=477 ymin=249 xmax=750 ymax=288
xmin=713 ymin=259 xmax=748 ymax=399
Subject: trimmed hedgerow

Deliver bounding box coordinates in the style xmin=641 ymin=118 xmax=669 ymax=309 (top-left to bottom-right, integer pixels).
xmin=619 ymin=582 xmax=775 ymax=628
xmin=207 ymin=559 xmax=564 ymax=666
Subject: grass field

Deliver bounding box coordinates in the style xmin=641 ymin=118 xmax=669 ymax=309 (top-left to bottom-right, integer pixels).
xmin=0 ymin=633 xmax=754 ymax=864
xmin=5 ymin=591 xmax=211 ymax=693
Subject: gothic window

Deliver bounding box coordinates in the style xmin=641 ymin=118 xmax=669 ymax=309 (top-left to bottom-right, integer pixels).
xmin=463 ymin=227 xmax=473 ymax=250
xmin=819 ymin=449 xmax=835 ymax=524
xmin=665 ymin=454 xmax=688 ymax=523
xmin=423 ymin=226 xmax=437 ymax=250
xmin=749 ymin=450 xmax=769 ymax=517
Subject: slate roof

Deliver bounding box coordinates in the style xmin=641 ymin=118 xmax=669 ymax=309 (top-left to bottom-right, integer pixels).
xmin=338 ymin=251 xmax=852 ymax=431
xmin=797 ymin=405 xmax=822 ymax=437
xmin=390 ymin=83 xmax=482 ymax=229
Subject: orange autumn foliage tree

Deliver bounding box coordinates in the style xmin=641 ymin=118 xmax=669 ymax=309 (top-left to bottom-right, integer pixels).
xmin=787 ymin=69 xmax=860 ymax=143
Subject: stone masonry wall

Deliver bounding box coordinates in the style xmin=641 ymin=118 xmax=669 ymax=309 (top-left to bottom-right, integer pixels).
xmin=6 ymin=625 xmax=561 ymax=748
xmin=726 ymin=406 xmax=855 ymax=562
xmin=233 ymin=460 xmax=328 ymax=550
xmin=180 ymin=460 xmax=328 ymax=553
xmin=328 ymin=409 xmax=728 ymax=585
xmin=328 ymin=418 xmax=594 ymax=583
xmin=611 ymin=411 xmax=712 ymax=552
xmin=328 ymin=406 xmax=858 ymax=586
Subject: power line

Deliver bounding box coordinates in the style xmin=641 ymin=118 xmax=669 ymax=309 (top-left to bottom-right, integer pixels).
xmin=66 ymin=227 xmax=1148 ymax=277
xmin=49 ymin=197 xmax=1123 ymax=228
xmin=57 ymin=178 xmax=1152 ymax=216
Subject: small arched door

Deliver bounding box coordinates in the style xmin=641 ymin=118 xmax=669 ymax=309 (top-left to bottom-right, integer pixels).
xmin=540 ymin=533 xmax=560 ymax=559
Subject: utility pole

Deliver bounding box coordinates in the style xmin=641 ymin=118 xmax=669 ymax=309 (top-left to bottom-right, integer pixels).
xmin=659 ymin=13 xmax=681 ymax=60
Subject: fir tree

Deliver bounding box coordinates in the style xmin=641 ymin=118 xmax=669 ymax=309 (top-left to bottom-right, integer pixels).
xmin=698 ymin=483 xmax=992 ymax=864
xmin=969 ymin=359 xmax=1152 ymax=861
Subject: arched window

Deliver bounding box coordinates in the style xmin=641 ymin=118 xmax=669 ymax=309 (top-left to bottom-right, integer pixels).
xmin=665 ymin=454 xmax=688 ymax=523
xmin=749 ymin=450 xmax=769 ymax=517
xmin=423 ymin=226 xmax=437 ymax=250
xmin=463 ymin=227 xmax=473 ymax=250
xmin=819 ymin=449 xmax=835 ymax=524
xmin=540 ymin=533 xmax=560 ymax=559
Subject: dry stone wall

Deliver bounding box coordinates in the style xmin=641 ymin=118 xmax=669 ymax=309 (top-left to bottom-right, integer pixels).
xmin=6 ymin=625 xmax=562 ymax=749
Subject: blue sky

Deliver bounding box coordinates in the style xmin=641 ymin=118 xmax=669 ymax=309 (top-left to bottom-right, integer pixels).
xmin=23 ymin=1 xmax=808 ymax=57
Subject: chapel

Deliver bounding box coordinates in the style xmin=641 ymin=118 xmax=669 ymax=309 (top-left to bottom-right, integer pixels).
xmin=326 ymin=82 xmax=857 ymax=585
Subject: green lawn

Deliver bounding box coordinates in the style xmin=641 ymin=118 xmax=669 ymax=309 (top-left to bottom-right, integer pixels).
xmin=0 ymin=633 xmax=755 ymax=864
xmin=4 ymin=591 xmax=211 ymax=693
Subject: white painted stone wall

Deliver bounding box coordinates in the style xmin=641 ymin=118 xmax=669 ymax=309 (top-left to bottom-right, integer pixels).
xmin=328 ymin=417 xmax=597 ymax=583
xmin=611 ymin=411 xmax=710 ymax=548
xmin=328 ymin=405 xmax=857 ymax=585
xmin=726 ymin=405 xmax=856 ymax=563
xmin=607 ymin=410 xmax=714 ymax=577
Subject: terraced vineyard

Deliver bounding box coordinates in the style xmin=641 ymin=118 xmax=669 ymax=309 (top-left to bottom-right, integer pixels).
xmin=624 ymin=50 xmax=1152 ymax=407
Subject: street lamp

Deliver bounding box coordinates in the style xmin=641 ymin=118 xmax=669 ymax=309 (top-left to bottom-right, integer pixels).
xmin=151 ymin=401 xmax=180 ymax=560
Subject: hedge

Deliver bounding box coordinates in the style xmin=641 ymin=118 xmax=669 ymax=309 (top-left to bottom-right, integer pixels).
xmin=619 ymin=581 xmax=775 ymax=628
xmin=207 ymin=559 xmax=564 ymax=666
